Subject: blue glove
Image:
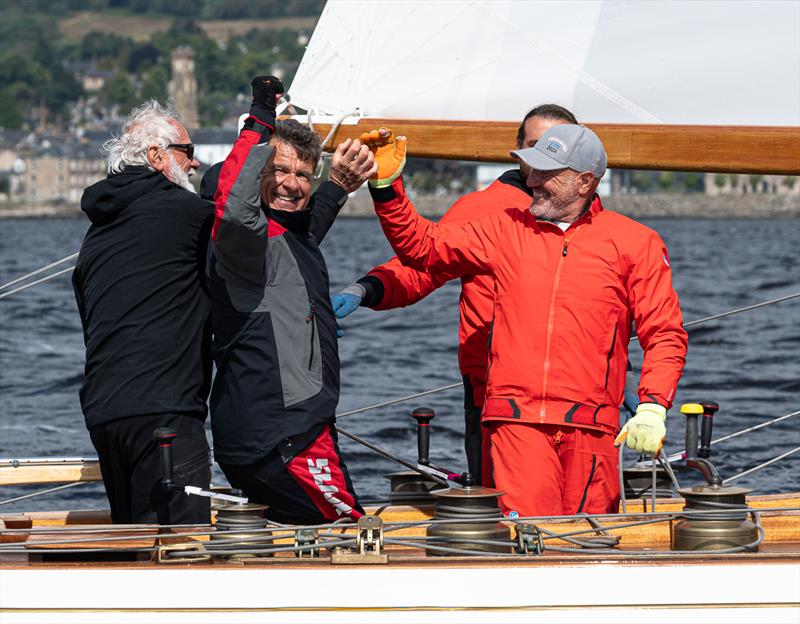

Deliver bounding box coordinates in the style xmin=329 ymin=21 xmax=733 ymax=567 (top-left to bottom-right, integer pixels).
xmin=332 ymin=284 xmax=366 ymax=319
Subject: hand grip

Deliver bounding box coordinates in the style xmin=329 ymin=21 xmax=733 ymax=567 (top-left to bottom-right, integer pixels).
xmin=153 ymin=427 xmax=177 ymax=488
xmin=698 ymin=401 xmax=719 ymax=458
xmin=411 ymin=407 xmax=435 ymax=465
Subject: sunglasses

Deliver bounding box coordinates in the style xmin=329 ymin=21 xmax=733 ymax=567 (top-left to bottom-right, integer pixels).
xmin=167 ymin=143 xmax=195 ymax=160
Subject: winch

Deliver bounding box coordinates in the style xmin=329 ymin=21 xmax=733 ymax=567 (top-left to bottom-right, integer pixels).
xmin=671 ymin=402 xmax=759 ymax=551
xmin=426 ymin=477 xmax=511 ymax=555
xmin=208 ymin=497 xmax=273 ymax=558
xmin=384 ymin=407 xmax=455 ymax=505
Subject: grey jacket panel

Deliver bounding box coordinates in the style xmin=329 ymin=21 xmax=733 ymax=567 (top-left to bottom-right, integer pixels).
xmin=212 ymin=142 xmax=274 ymax=288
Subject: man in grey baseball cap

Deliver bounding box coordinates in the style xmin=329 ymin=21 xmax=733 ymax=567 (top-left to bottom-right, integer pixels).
xmin=511 ymin=124 xmax=607 ymax=224
xmin=363 ymin=122 xmax=686 ymax=518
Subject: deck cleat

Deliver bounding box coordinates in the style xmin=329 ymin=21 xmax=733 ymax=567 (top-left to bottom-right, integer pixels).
xmin=294 ymin=527 xmax=320 ymax=558
xmin=514 ymin=521 xmax=544 ymax=555
xmin=426 ymin=483 xmax=511 ymax=555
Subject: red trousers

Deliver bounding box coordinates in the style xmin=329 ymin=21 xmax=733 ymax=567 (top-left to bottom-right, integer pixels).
xmin=487 ymin=422 xmax=620 ymax=517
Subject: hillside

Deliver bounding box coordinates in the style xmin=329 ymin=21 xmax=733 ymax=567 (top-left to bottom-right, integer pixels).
xmin=58 ymin=12 xmax=318 ymax=42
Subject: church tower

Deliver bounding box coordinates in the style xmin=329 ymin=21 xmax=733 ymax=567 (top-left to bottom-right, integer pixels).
xmin=168 ymin=47 xmax=200 ymax=129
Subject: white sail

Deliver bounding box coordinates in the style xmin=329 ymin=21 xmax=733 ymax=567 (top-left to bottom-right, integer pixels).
xmin=289 ymin=0 xmax=800 ymax=127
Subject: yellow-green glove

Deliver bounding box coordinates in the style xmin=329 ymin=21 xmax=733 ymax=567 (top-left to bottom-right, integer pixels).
xmin=360 ymin=127 xmax=407 ymax=188
xmin=614 ymin=403 xmax=667 ymax=456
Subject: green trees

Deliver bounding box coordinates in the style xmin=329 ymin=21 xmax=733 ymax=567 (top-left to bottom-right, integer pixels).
xmin=0 ymin=2 xmax=320 ymax=129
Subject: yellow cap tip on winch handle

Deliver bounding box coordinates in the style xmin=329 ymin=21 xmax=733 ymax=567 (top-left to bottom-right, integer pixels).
xmin=680 ymin=403 xmax=704 ymax=415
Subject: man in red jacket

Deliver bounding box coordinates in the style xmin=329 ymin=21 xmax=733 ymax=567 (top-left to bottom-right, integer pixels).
xmin=333 ymin=105 xmax=578 ymax=484
xmin=364 ymin=125 xmax=687 ymax=517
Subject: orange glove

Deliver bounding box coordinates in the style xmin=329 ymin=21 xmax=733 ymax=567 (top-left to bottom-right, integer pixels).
xmin=359 ymin=127 xmax=407 ymax=188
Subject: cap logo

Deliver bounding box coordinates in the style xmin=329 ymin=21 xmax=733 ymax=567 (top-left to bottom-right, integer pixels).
xmin=545 ymin=138 xmax=566 ymax=155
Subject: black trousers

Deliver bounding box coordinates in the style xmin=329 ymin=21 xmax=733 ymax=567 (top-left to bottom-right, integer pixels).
xmin=89 ymin=413 xmax=211 ymax=525
xmin=463 ymin=375 xmax=485 ymax=484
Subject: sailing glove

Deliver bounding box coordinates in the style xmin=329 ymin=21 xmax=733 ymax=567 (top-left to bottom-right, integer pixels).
xmin=614 ymin=402 xmax=667 ymax=456
xmin=360 ymin=128 xmax=407 ymax=188
xmin=249 ymin=75 xmax=284 ymax=130
xmin=332 ymin=283 xmax=366 ymax=319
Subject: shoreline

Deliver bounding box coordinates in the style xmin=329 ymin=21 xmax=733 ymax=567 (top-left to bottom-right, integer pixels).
xmin=2 ymin=193 xmax=798 ymax=219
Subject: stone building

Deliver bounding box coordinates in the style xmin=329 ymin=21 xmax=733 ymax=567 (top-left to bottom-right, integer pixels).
xmin=8 ymin=138 xmax=106 ymax=206
xmin=168 ymin=47 xmax=200 ymax=130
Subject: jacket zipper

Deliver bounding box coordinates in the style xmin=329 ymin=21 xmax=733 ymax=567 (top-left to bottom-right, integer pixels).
xmin=306 ymin=299 xmax=316 ymax=369
xmin=539 ymin=223 xmax=585 ymax=422
xmin=603 ymin=323 xmax=618 ymax=391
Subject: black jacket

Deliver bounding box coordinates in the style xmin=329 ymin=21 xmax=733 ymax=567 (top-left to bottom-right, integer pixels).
xmin=73 ymin=166 xmax=213 ymax=428
xmin=207 ymin=120 xmax=348 ymax=465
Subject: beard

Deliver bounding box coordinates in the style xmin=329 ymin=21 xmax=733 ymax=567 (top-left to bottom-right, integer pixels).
xmin=529 ymin=178 xmax=581 ymax=222
xmin=165 ymin=153 xmax=196 ymax=193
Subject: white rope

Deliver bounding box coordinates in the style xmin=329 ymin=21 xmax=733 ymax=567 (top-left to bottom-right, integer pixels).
xmin=0 ymin=265 xmax=74 ymax=300
xmin=336 ymin=382 xmax=461 ymax=419
xmin=0 ymin=252 xmax=78 ymax=291
xmin=0 ymin=481 xmax=88 ymax=506
xmin=724 ymin=446 xmax=800 ymax=484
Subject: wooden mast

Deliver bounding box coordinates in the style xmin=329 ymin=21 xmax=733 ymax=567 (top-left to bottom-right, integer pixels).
xmin=305 ymin=119 xmax=800 ymax=175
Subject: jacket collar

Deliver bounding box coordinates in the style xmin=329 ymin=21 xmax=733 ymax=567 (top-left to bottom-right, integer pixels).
xmin=268 ymin=205 xmax=312 ymax=235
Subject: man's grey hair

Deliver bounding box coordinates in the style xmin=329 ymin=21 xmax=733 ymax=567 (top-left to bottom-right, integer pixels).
xmin=273 ymin=119 xmax=322 ymax=167
xmin=103 ymin=100 xmax=181 ymax=174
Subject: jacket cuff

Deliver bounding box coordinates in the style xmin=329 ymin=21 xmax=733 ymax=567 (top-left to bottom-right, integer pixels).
xmin=242 ymin=115 xmax=274 ymax=142
xmin=357 ymin=275 xmax=385 ymax=307
xmin=368 ymin=176 xmax=404 ymax=203
xmin=315 ymin=180 xmax=349 ymax=208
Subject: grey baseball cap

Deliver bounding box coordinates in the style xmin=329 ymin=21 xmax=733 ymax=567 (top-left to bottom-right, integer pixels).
xmin=511 ymin=124 xmax=607 ymax=178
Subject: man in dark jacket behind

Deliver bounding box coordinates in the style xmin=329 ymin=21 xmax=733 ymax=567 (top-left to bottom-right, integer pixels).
xmin=73 ymin=100 xmax=213 ymax=525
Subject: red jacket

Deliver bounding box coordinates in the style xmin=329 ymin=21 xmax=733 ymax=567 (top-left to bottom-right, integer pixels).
xmin=366 ymin=171 xmax=532 ymax=401
xmin=370 ymin=178 xmax=688 ymax=432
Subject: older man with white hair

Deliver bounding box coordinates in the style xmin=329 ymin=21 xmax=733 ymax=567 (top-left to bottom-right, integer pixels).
xmin=73 ymin=100 xmax=214 ymax=525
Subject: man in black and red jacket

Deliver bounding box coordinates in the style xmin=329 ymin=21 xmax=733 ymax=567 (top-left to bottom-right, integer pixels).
xmin=207 ymin=76 xmax=376 ymax=524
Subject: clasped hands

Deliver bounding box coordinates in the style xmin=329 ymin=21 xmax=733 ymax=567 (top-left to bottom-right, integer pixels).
xmin=329 ymin=127 xmax=407 ymax=192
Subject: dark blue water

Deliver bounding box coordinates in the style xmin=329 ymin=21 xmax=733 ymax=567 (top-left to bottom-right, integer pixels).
xmin=1 ymin=215 xmax=798 ymax=513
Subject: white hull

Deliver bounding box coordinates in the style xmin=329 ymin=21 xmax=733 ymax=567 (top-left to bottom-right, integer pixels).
xmin=2 ymin=561 xmax=799 ymax=624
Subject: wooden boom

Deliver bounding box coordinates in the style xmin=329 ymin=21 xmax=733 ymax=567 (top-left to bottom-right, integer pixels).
xmin=305 ymin=119 xmax=800 ymax=175
xmin=0 ymin=459 xmax=101 ymax=486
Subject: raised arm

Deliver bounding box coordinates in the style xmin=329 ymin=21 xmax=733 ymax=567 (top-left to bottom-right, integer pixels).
xmin=309 ymin=139 xmax=376 ymax=244
xmin=211 ymin=76 xmax=282 ymax=286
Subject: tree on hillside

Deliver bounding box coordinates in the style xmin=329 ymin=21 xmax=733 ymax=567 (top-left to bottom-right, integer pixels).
xmin=100 ymin=72 xmax=138 ymax=114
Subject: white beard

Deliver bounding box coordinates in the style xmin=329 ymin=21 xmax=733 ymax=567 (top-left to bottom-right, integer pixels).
xmin=165 ymin=153 xmax=196 ymax=193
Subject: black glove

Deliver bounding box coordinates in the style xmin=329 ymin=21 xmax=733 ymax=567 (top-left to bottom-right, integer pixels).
xmin=249 ymin=75 xmax=284 ymax=129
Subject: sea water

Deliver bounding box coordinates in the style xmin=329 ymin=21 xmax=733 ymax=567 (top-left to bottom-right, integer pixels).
xmin=0 ymin=215 xmax=798 ymax=512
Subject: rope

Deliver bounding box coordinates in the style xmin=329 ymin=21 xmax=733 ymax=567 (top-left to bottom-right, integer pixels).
xmin=0 ymin=481 xmax=88 ymax=506
xmin=651 ymin=409 xmax=800 ymax=466
xmin=0 ymin=252 xmax=78 ymax=291
xmin=336 ymin=383 xmax=461 ymax=419
xmin=0 ymin=266 xmax=74 ymax=300
xmin=724 ymin=446 xmax=800 ymax=484
xmin=629 ymin=291 xmax=800 ymax=342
